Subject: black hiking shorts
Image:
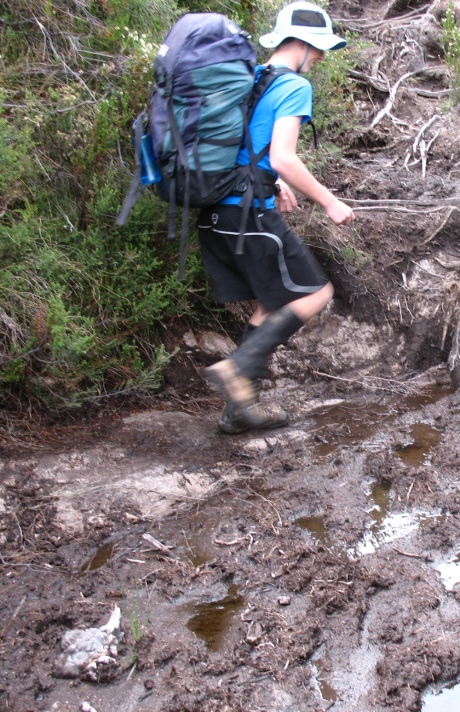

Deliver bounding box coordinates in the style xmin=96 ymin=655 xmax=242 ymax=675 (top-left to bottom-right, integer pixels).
xmin=197 ymin=205 xmax=329 ymax=312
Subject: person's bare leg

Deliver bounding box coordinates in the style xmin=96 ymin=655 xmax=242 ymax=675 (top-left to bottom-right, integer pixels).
xmin=248 ymin=300 xmax=271 ymax=327
xmin=288 ymin=282 xmax=334 ymax=322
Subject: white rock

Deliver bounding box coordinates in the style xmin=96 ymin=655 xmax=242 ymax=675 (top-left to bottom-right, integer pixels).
xmin=197 ymin=331 xmax=236 ymax=356
xmin=54 ymin=606 xmax=122 ymax=681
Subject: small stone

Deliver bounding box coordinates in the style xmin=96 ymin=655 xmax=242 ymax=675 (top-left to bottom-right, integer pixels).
xmin=246 ymin=622 xmax=263 ymax=645
xmin=277 ymin=596 xmax=291 ymax=606
xmin=81 ymin=702 xmax=97 ymax=712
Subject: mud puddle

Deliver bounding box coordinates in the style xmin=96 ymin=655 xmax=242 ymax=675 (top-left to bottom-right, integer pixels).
xmin=353 ymin=481 xmax=445 ymax=558
xmin=310 ymin=384 xmax=450 ymax=461
xmin=435 ymin=550 xmax=460 ymax=591
xmin=311 ymin=653 xmax=339 ymax=705
xmin=394 ymin=423 xmax=443 ymax=467
xmin=186 ymin=583 xmax=245 ymax=651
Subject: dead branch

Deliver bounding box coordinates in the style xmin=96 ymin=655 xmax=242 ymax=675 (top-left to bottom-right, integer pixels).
xmin=402 ymin=115 xmax=441 ymax=178
xmin=371 ymin=69 xmax=428 ymax=127
xmin=371 ymin=53 xmax=385 ymax=78
xmin=214 ymin=538 xmax=245 ymax=546
xmin=351 ymin=206 xmax=455 ymax=215
xmin=448 ymin=321 xmax=460 ymax=371
xmin=419 ymin=207 xmax=459 ymax=245
xmin=413 ymin=115 xmax=440 ymax=155
xmin=336 ymin=6 xmax=432 ymax=29
xmin=349 ymin=69 xmax=388 ymax=93
xmin=311 ymin=370 xmax=417 ymax=394
xmin=410 ymin=260 xmax=444 ymax=278
xmin=246 ymin=486 xmax=283 ymax=529
xmin=34 ymin=17 xmax=96 ymax=100
xmin=434 ymin=257 xmax=460 ymax=269
xmin=406 ymin=480 xmax=415 ymax=503
xmin=390 ymin=546 xmax=432 ymax=561
xmin=349 ymin=69 xmax=448 ymax=100
xmin=343 ymin=198 xmax=460 ymax=206
xmin=407 ymin=87 xmax=451 ymax=98
xmin=142 ymin=533 xmax=178 ymax=560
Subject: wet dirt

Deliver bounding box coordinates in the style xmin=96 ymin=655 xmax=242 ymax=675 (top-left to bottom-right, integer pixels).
xmin=2 ymin=369 xmax=460 ymax=712
xmin=2 ymin=1 xmax=460 ymax=711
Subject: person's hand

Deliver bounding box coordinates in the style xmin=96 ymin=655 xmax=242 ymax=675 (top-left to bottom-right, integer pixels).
xmin=324 ymin=198 xmax=355 ymax=225
xmin=275 ymin=179 xmax=297 ymax=212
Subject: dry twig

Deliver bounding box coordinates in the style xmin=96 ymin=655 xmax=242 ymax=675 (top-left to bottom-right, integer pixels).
xmin=371 ymin=69 xmax=428 ymax=127
xmin=142 ymin=533 xmax=178 ymax=560
xmin=34 ymin=17 xmax=96 ymax=100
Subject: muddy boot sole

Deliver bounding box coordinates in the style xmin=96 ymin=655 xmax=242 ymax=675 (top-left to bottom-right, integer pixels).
xmin=219 ymin=404 xmax=289 ymax=435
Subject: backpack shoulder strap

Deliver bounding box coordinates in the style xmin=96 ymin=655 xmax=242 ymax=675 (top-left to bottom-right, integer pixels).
xmin=249 ymin=65 xmax=317 ymax=148
xmin=234 ymin=66 xmax=317 ymax=254
xmin=248 ymin=65 xmax=295 ymax=121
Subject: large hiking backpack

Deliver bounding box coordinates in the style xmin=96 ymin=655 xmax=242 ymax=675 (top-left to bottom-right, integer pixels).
xmin=116 ymin=13 xmax=312 ymax=279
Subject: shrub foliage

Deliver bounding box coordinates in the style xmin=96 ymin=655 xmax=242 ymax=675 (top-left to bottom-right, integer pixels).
xmin=0 ymin=0 xmax=358 ymax=411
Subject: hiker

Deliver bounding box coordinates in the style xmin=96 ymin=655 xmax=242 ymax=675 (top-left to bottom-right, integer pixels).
xmin=201 ymin=1 xmax=355 ymax=434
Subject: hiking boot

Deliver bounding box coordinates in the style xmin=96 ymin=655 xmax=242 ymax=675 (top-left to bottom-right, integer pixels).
xmin=204 ymin=358 xmax=257 ymax=413
xmin=218 ymin=402 xmax=289 ymax=435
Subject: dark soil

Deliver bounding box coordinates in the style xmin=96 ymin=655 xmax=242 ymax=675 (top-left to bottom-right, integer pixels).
xmin=2 ymin=1 xmax=460 ymax=711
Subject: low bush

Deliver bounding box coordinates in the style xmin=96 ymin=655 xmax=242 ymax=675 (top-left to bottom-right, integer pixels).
xmin=0 ymin=0 xmax=360 ymax=412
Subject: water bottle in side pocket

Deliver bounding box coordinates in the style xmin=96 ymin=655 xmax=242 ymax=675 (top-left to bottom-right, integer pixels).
xmin=132 ymin=118 xmax=162 ymax=185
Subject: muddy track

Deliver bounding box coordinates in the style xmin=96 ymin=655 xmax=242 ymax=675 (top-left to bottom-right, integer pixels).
xmin=2 ymin=1 xmax=460 ymax=711
xmin=2 ymin=360 xmax=460 ymax=711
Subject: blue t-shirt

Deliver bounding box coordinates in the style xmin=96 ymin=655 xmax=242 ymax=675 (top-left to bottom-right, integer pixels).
xmin=221 ymin=65 xmax=313 ymax=208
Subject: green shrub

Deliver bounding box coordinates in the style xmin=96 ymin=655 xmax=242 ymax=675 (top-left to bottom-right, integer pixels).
xmin=0 ymin=0 xmax=359 ymax=412
xmin=442 ymin=2 xmax=460 ymax=104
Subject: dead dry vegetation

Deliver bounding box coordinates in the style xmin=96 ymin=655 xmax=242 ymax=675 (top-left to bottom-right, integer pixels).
xmin=2 ymin=1 xmax=460 ymax=711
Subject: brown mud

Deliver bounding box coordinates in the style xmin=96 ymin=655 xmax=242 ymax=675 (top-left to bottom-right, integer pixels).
xmin=2 ymin=1 xmax=460 ymax=711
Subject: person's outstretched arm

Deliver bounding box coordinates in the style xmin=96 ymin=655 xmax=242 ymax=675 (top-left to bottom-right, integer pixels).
xmin=270 ymin=115 xmax=355 ymax=225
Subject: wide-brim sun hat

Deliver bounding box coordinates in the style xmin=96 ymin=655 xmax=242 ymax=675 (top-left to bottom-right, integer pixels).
xmin=259 ymin=1 xmax=346 ymax=51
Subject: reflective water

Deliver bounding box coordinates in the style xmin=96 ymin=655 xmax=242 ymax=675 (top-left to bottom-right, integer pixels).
xmin=422 ymin=680 xmax=460 ymax=711
xmin=180 ymin=529 xmax=214 ymax=567
xmin=395 ymin=423 xmax=443 ymax=466
xmin=435 ymin=551 xmax=460 ymax=590
xmin=294 ymin=515 xmax=328 ymax=545
xmin=295 ymin=484 xmax=443 ymax=559
xmin=187 ymin=584 xmax=244 ymax=651
xmin=78 ymin=541 xmax=115 ymax=575
xmin=312 ymin=402 xmax=390 ymax=459
xmin=312 ymin=657 xmax=338 ymax=703
xmin=310 ymin=384 xmax=450 ymax=460
xmin=353 ymin=482 xmax=443 ymax=557
xmin=356 ymin=510 xmax=419 ymax=556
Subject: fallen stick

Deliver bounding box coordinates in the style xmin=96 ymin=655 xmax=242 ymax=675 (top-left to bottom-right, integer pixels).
xmin=419 ymin=206 xmax=459 ymax=245
xmin=142 ymin=533 xmax=178 ymax=559
xmin=390 ymin=546 xmax=432 ymax=561
xmin=371 ymin=69 xmax=430 ymax=127
xmin=214 ymin=538 xmax=244 ymax=546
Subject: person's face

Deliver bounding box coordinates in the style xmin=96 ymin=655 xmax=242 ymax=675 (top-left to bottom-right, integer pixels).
xmin=300 ymin=45 xmax=325 ymax=72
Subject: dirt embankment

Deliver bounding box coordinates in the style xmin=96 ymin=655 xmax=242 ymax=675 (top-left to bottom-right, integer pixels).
xmin=2 ymin=1 xmax=460 ymax=711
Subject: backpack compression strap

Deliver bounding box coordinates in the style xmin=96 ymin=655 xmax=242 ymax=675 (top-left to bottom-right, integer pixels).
xmin=116 ymin=112 xmax=146 ymax=226
xmin=166 ymin=97 xmax=191 ymax=281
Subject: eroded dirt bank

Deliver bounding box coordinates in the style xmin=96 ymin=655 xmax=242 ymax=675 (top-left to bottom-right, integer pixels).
xmin=2 ymin=0 xmax=460 ymax=710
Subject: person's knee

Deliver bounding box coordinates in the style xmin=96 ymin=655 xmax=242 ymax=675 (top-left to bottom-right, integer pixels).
xmin=322 ymin=281 xmax=334 ymax=303
xmin=288 ymin=281 xmax=334 ymax=322
xmin=312 ymin=281 xmax=334 ymax=310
